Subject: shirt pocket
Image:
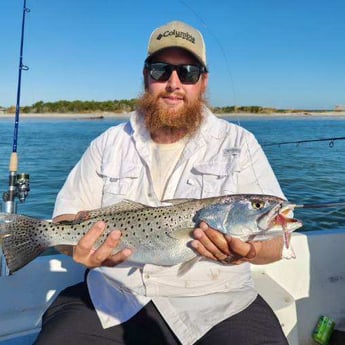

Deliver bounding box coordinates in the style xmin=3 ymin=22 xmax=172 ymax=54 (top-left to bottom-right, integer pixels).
xmin=101 ymin=162 xmax=141 ymax=206
xmin=192 ymin=154 xmax=241 ymax=198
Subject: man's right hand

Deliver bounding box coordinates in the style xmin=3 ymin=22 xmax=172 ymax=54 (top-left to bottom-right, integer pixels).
xmin=73 ymin=221 xmax=132 ymax=268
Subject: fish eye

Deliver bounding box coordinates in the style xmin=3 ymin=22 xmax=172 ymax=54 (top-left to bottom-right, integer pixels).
xmin=251 ymin=200 xmax=265 ymax=209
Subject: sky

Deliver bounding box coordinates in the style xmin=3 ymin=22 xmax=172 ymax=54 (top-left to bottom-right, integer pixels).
xmin=1 ymin=0 xmax=344 ymax=110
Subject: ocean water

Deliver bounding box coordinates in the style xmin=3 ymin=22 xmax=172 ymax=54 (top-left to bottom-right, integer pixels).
xmin=0 ymin=115 xmax=344 ymax=232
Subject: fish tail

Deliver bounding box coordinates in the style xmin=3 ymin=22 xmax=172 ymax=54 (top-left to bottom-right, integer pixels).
xmin=0 ymin=213 xmax=49 ymax=273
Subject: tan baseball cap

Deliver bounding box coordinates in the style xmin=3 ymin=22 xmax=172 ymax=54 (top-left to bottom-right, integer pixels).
xmin=146 ymin=21 xmax=207 ymax=68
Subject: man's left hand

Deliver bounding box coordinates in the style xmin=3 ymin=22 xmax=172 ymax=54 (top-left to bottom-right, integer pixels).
xmin=191 ymin=221 xmax=257 ymax=265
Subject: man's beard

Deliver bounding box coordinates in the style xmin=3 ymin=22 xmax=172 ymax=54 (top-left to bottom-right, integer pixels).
xmin=136 ymin=90 xmax=206 ymax=136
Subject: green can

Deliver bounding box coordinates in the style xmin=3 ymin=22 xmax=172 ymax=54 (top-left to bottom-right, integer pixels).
xmin=312 ymin=316 xmax=335 ymax=345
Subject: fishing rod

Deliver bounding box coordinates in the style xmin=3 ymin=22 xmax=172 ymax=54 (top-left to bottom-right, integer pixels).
xmin=263 ymin=136 xmax=345 ymax=148
xmin=1 ymin=0 xmax=31 ymax=276
xmin=2 ymin=0 xmax=30 ymax=216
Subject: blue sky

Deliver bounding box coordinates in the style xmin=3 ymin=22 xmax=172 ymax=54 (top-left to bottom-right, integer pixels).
xmin=1 ymin=0 xmax=344 ymax=110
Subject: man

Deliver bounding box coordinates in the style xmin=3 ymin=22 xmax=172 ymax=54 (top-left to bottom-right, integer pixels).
xmin=35 ymin=21 xmax=288 ymax=345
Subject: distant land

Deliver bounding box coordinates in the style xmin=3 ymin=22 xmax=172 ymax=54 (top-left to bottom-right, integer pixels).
xmin=0 ymin=99 xmax=344 ymax=116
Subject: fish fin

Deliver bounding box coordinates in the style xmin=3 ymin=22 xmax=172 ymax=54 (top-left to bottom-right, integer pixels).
xmin=161 ymin=198 xmax=195 ymax=205
xmin=177 ymin=256 xmax=201 ymax=276
xmin=128 ymin=267 xmax=139 ymax=275
xmin=72 ymin=210 xmax=91 ymax=224
xmin=87 ymin=200 xmax=148 ymax=218
xmin=168 ymin=227 xmax=194 ymax=240
xmin=0 ymin=213 xmax=48 ymax=273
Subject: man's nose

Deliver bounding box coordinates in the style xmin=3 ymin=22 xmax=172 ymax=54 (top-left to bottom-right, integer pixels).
xmin=166 ymin=70 xmax=182 ymax=90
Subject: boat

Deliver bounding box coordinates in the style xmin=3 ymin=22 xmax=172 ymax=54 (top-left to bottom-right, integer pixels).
xmin=1 ymin=228 xmax=345 ymax=344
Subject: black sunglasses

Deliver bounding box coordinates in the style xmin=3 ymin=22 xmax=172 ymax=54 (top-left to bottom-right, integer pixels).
xmin=145 ymin=62 xmax=207 ymax=84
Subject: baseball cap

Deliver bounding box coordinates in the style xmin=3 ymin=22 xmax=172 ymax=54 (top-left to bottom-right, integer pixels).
xmin=146 ymin=21 xmax=207 ymax=68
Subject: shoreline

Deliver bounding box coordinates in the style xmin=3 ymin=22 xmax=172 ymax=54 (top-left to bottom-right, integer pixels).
xmin=1 ymin=111 xmax=345 ymax=120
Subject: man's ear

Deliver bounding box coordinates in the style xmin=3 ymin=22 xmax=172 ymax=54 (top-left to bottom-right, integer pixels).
xmin=201 ymin=72 xmax=209 ymax=93
xmin=143 ymin=68 xmax=149 ymax=90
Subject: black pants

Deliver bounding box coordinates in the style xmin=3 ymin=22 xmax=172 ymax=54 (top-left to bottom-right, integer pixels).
xmin=34 ymin=282 xmax=288 ymax=345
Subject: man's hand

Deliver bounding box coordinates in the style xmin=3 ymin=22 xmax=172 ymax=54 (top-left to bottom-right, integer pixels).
xmin=191 ymin=221 xmax=257 ymax=265
xmin=73 ymin=221 xmax=132 ymax=268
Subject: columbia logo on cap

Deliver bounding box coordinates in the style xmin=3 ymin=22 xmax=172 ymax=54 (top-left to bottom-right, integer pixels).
xmin=156 ymin=30 xmax=196 ymax=44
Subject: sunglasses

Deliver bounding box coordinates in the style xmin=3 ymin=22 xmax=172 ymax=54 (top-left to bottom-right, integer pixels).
xmin=145 ymin=62 xmax=207 ymax=84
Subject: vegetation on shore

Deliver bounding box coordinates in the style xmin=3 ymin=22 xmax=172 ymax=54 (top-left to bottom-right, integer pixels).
xmin=1 ymin=99 xmax=333 ymax=115
xmin=3 ymin=99 xmax=137 ymax=114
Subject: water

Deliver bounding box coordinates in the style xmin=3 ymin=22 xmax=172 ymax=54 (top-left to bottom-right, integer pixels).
xmin=0 ymin=115 xmax=345 ymax=232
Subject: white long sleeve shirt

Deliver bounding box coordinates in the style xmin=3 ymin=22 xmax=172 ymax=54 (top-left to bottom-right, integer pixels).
xmin=53 ymin=108 xmax=285 ymax=345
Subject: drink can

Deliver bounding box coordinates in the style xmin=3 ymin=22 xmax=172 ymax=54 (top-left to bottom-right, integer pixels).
xmin=312 ymin=315 xmax=335 ymax=345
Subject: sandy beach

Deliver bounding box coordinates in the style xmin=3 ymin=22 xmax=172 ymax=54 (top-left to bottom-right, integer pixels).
xmin=1 ymin=111 xmax=345 ymax=120
xmin=0 ymin=112 xmax=130 ymax=120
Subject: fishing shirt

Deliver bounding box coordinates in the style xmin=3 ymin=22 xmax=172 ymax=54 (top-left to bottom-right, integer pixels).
xmin=53 ymin=107 xmax=285 ymax=345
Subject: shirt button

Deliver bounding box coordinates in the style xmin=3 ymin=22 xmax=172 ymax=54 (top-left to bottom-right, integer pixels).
xmin=144 ymin=274 xmax=150 ymax=279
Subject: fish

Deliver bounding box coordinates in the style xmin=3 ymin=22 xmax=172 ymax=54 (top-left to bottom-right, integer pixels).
xmin=0 ymin=194 xmax=302 ymax=273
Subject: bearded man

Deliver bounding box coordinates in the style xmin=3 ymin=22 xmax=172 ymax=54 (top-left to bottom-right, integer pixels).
xmin=35 ymin=21 xmax=288 ymax=345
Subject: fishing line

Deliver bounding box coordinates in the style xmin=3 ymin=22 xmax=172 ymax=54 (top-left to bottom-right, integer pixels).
xmin=262 ymin=136 xmax=345 ymax=148
xmin=179 ymin=1 xmax=238 ymax=120
xmin=295 ymin=202 xmax=345 ymax=209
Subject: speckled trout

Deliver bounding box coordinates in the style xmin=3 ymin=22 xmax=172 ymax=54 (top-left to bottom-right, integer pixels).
xmin=0 ymin=194 xmax=302 ymax=273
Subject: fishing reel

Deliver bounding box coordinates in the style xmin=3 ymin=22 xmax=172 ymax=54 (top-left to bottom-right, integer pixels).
xmin=2 ymin=173 xmax=30 ymax=213
xmin=15 ymin=173 xmax=30 ymax=202
xmin=1 ymin=173 xmax=29 ymax=276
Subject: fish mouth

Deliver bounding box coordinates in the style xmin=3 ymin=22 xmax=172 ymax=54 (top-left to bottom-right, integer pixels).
xmin=259 ymin=202 xmax=302 ymax=232
xmin=271 ymin=203 xmax=302 ymax=232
